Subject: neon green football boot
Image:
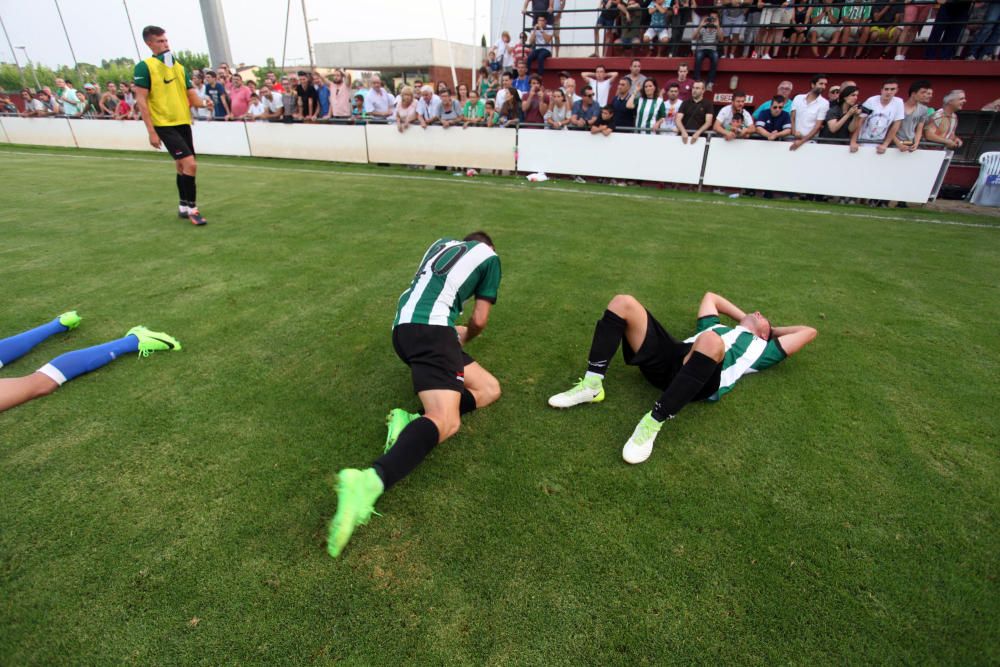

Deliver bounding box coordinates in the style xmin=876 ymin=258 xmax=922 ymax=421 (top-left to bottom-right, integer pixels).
xmin=327 ymin=468 xmax=384 ymax=558
xmin=547 ymin=375 xmax=605 ymax=408
xmin=384 ymin=408 xmax=420 ymax=452
xmin=58 ymin=311 xmax=81 ymax=330
xmin=126 ymin=325 xmax=182 ymax=357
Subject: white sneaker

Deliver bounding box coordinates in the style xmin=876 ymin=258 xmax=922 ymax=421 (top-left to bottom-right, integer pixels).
xmin=548 ymin=377 xmax=605 ymax=408
xmin=622 ymin=412 xmax=663 ymax=464
xmin=762 ymin=53 xmax=772 ymax=60
xmin=894 ymin=54 xmax=905 ymax=61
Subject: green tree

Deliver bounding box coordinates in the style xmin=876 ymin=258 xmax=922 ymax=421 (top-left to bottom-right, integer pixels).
xmin=175 ymin=50 xmax=209 ymax=71
xmin=252 ymin=57 xmax=279 ymax=84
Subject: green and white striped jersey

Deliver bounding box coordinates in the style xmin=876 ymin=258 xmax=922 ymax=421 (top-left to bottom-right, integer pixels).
xmin=634 ymin=97 xmax=666 ymax=131
xmin=684 ymin=315 xmax=786 ymax=401
xmin=393 ymin=238 xmax=502 ymax=329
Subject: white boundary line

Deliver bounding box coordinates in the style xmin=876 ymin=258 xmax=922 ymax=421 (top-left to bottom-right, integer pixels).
xmin=3 ymin=148 xmax=998 ymax=231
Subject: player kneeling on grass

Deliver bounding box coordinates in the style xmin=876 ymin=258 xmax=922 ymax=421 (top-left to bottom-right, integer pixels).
xmin=0 ymin=311 xmax=181 ymax=413
xmin=548 ymin=292 xmax=816 ymax=463
xmin=328 ymin=232 xmax=503 ymax=558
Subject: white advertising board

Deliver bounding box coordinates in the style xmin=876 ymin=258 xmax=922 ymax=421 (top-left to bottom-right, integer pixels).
xmin=191 ymin=121 xmax=251 ymax=157
xmin=517 ymin=129 xmax=705 ymax=184
xmin=68 ymin=119 xmax=157 ymax=152
xmin=365 ymin=124 xmax=517 ymax=171
xmin=1 ymin=117 xmax=76 ymax=147
xmin=702 ymin=139 xmax=947 ymax=203
xmin=245 ymin=122 xmax=368 ymax=163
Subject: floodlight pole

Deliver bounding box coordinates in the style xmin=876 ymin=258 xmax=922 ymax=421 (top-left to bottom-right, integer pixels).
xmin=16 ymin=46 xmax=41 ymax=90
xmin=281 ymin=0 xmax=292 ymax=72
xmin=0 ymin=12 xmax=26 ymax=87
xmin=53 ymin=0 xmax=85 ymax=86
xmin=301 ymin=0 xmax=315 ymax=71
xmin=438 ymin=0 xmax=458 ymax=89
xmin=122 ymin=0 xmax=142 ymax=61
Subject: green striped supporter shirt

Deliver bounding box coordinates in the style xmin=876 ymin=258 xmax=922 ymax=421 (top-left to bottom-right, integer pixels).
xmin=393 ymin=238 xmax=502 ymax=329
xmin=684 ymin=315 xmax=787 ymax=401
xmin=634 ymin=97 xmax=666 ymax=132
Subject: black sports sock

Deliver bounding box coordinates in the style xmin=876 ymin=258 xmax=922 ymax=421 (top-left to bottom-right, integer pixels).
xmin=459 ymin=388 xmax=477 ymax=415
xmin=372 ymin=416 xmax=440 ymax=489
xmin=178 ymin=174 xmax=197 ymax=208
xmin=587 ymin=309 xmax=627 ymax=376
xmin=176 ymin=174 xmax=186 ymax=206
xmin=651 ymin=351 xmax=720 ymax=422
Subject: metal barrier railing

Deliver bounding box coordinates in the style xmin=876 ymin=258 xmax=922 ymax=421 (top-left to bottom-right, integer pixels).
xmin=516 ymin=2 xmax=1000 ymax=57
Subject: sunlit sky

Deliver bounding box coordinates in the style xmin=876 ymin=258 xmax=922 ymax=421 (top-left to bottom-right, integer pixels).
xmin=0 ymin=0 xmax=493 ymax=68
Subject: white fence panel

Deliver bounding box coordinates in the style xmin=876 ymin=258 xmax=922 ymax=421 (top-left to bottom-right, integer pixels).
xmin=517 ymin=129 xmax=705 ymax=184
xmin=191 ymin=121 xmax=251 ymax=157
xmin=365 ymin=124 xmax=517 ymax=171
xmin=1 ymin=117 xmax=76 ymax=147
xmin=0 ymin=118 xmax=9 ymax=144
xmin=68 ymin=119 xmax=158 ymax=152
xmin=245 ymin=122 xmax=368 ymax=163
xmin=702 ymin=139 xmax=947 ymax=203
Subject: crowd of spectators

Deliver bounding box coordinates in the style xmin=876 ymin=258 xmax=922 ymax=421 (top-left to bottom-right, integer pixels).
xmin=518 ymin=1 xmax=999 ymax=62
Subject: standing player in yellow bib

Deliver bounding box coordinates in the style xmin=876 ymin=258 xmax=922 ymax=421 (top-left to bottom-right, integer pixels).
xmin=134 ymin=25 xmax=212 ymax=226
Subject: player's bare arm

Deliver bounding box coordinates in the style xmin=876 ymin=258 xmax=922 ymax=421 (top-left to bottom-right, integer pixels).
xmin=133 ymin=87 xmax=158 ymax=149
xmin=697 ymin=292 xmax=747 ymax=321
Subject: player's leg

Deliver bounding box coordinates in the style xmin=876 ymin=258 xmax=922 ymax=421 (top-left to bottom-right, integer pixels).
xmin=159 ymin=124 xmax=205 ymax=226
xmin=0 ymin=325 xmax=180 ymax=414
xmin=622 ymin=331 xmax=724 ymax=464
xmin=0 ymin=311 xmax=80 ymax=369
xmin=462 ymin=361 xmax=501 ymax=410
xmin=548 ymin=294 xmax=648 ymax=408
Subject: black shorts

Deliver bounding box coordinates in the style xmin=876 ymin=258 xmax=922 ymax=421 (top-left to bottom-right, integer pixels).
xmin=392 ymin=323 xmax=475 ymax=393
xmin=154 ymin=124 xmax=195 ymax=160
xmin=622 ymin=309 xmax=721 ymax=399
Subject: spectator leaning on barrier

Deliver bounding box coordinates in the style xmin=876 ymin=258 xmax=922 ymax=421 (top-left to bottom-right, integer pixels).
xmin=296 ymin=71 xmax=319 ymax=120
xmin=282 ymin=84 xmax=299 ymax=120
xmin=852 ymin=78 xmax=903 ymax=154
xmin=753 ymin=80 xmax=793 ymax=119
xmin=661 ymin=83 xmax=682 ymax=134
xmin=20 ymin=89 xmax=46 ymax=116
xmin=755 ymin=95 xmax=793 ymax=140
xmin=526 ymin=15 xmax=555 ymax=75
xmin=582 ymin=64 xmax=619 ymax=107
xmin=351 ymin=94 xmax=366 ymax=122
xmin=416 ymin=86 xmax=443 ymax=127
xmin=714 ymin=91 xmax=754 ymax=140
xmin=311 ymin=72 xmax=330 ymax=119
xmin=544 ymin=88 xmax=572 ymax=129
xmin=245 ymin=94 xmax=265 ymax=120
xmin=521 ymin=75 xmax=549 ymax=126
xmin=821 ymin=84 xmax=860 ymax=141
xmin=462 ymin=90 xmax=486 ymax=127
xmin=99 ymin=82 xmax=118 ymax=117
xmin=395 ymin=86 xmax=418 ymax=131
xmin=496 ymin=72 xmax=514 ymax=111
xmin=628 ymin=77 xmax=666 ymax=134
xmin=83 ymin=83 xmax=101 ymax=115
xmin=571 ymin=84 xmax=601 ymax=129
xmin=677 ymin=80 xmax=713 ymax=144
xmin=691 ymin=13 xmax=721 ymax=92
xmin=190 ymin=72 xmax=211 ymax=120
xmin=894 ymin=80 xmax=931 ymax=152
xmin=789 ymin=74 xmax=830 ymax=151
xmin=664 ymin=62 xmax=693 ymax=102
xmin=591 ymin=105 xmax=617 ymax=136
xmin=484 ymin=100 xmax=500 ymax=127
xmin=258 ymin=86 xmax=283 ymax=120
xmin=55 ymin=78 xmax=79 ymax=116
xmin=227 ymin=74 xmax=252 ymax=120
xmin=924 ymin=90 xmax=965 ymax=150
xmin=363 ymin=75 xmax=395 ymax=121
xmin=1 ymin=93 xmax=18 ymax=115
xmin=204 ymin=71 xmax=229 ymax=119
xmin=326 ymin=71 xmax=350 ymax=119
xmin=439 ymin=89 xmax=463 ymax=128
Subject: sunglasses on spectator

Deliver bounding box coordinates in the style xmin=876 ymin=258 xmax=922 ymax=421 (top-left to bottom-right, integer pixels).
xmin=585 ymin=93 xmax=594 ymax=97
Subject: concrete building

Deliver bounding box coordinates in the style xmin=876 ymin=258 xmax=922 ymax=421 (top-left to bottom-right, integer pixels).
xmin=313 ymin=38 xmax=483 ymax=92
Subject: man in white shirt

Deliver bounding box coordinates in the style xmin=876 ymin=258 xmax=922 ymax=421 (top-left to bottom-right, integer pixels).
xmin=581 ymin=64 xmax=619 ymax=107
xmin=789 ymin=74 xmax=830 ymax=151
xmin=851 ymin=78 xmax=904 ymax=154
xmin=713 ymin=91 xmax=755 ymax=140
xmin=258 ymin=85 xmax=284 ymax=120
xmin=495 ymin=73 xmax=514 ymax=114
xmin=362 ymin=75 xmax=395 ymax=120
xmin=416 ymin=85 xmax=443 ymax=127
xmin=661 ymin=83 xmax=682 ymax=134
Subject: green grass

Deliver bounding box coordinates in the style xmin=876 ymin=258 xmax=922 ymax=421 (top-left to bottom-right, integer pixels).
xmin=1 ymin=144 xmax=997 ymax=665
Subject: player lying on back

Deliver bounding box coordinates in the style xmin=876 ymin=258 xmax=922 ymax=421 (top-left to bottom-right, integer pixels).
xmin=0 ymin=311 xmax=181 ymax=413
xmin=548 ymin=292 xmax=816 ymax=463
xmin=328 ymin=232 xmax=503 ymax=558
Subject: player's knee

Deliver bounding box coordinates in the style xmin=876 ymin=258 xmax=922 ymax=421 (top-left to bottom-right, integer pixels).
xmin=483 ymin=377 xmax=502 ymax=405
xmin=608 ymin=294 xmax=639 ymax=317
xmin=31 ymin=373 xmax=59 ymax=398
xmin=694 ymin=331 xmax=725 ymax=362
xmin=439 ymin=414 xmax=461 ymax=440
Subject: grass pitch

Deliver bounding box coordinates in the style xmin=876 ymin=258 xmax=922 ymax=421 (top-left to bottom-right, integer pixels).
xmin=1 ymin=144 xmax=997 ymax=665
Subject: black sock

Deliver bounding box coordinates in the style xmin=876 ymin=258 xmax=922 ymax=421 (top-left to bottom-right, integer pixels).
xmin=187 ymin=175 xmax=197 ymax=208
xmin=372 ymin=416 xmax=440 ymax=489
xmin=178 ymin=174 xmax=197 ymax=208
xmin=651 ymin=351 xmax=719 ymax=422
xmin=176 ymin=174 xmax=185 ymax=206
xmin=587 ymin=309 xmax=627 ymax=376
xmin=459 ymin=388 xmax=477 ymax=415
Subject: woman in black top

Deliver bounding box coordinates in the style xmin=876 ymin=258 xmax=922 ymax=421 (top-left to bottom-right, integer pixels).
xmin=821 ymin=84 xmax=861 ymax=141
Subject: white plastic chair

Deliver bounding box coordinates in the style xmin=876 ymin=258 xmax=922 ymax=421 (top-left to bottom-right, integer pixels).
xmin=969 ymin=151 xmax=1000 ymax=207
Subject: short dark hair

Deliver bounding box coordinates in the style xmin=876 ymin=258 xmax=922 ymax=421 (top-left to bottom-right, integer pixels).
xmin=631 ymin=58 xmax=641 ymax=65
xmin=772 ymin=95 xmax=785 ymax=104
xmin=733 ymin=90 xmax=746 ymax=99
xmin=529 ymin=74 xmax=541 ymax=84
xmin=883 ymin=77 xmax=899 ymax=86
xmin=909 ymin=79 xmax=932 ymax=96
xmin=142 ymin=25 xmax=165 ymax=41
xmin=464 ymin=231 xmax=494 ymax=248
xmin=667 ymin=83 xmax=679 ymax=91
xmin=595 ymin=64 xmax=606 ymax=72
xmin=298 ymin=70 xmax=308 ymax=77
xmin=810 ymin=73 xmax=827 ymax=85
xmin=582 ymin=84 xmax=594 ymax=94
xmin=204 ymin=70 xmax=216 ymax=77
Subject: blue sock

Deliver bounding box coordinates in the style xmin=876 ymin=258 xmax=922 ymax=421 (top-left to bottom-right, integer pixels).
xmin=38 ymin=335 xmax=140 ymax=386
xmin=0 ymin=318 xmax=69 ymax=368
